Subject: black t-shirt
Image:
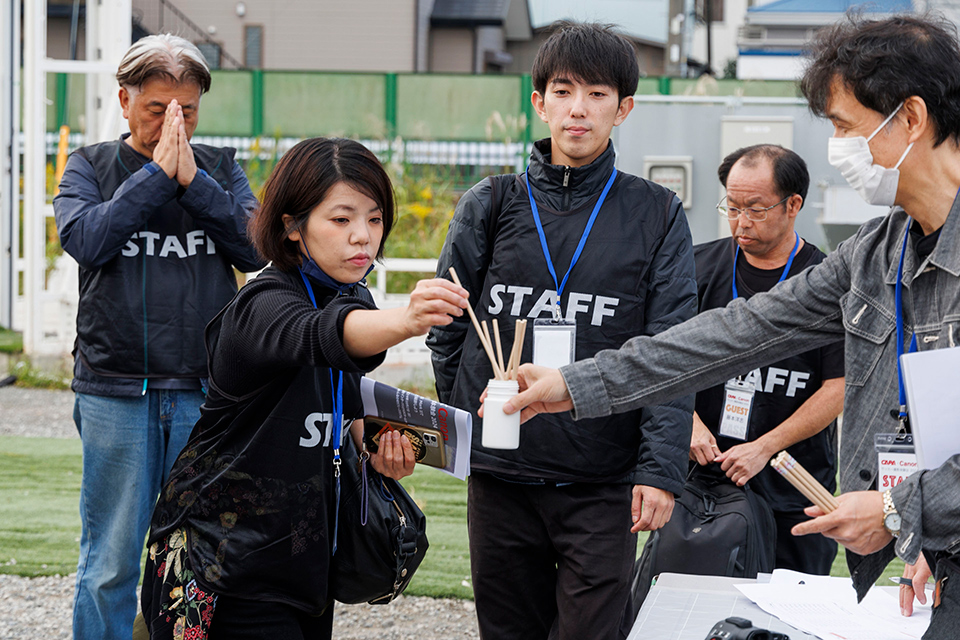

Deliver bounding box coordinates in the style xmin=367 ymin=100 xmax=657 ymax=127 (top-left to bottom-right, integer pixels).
xmin=694 ymin=238 xmax=844 ymax=512
xmin=910 ymin=222 xmax=941 ymax=261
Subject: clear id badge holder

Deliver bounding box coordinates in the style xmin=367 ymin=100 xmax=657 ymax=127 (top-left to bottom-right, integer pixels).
xmin=533 ymin=318 xmax=576 ymax=369
xmin=875 ymin=433 xmax=918 ymax=490
xmin=718 ymin=377 xmax=755 ymax=441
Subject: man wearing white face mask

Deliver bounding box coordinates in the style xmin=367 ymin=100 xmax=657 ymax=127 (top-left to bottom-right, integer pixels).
xmin=494 ymin=14 xmax=960 ymax=637
xmin=828 ymin=101 xmax=914 ymax=207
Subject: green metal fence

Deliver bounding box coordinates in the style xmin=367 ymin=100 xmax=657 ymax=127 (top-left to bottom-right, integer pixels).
xmin=46 ymin=70 xmax=802 ymax=142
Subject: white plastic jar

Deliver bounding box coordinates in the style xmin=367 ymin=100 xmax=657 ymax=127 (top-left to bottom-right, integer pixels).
xmin=481 ymin=378 xmax=520 ymax=449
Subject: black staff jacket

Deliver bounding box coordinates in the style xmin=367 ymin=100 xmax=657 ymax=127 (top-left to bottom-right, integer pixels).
xmin=427 ymin=139 xmax=697 ymax=493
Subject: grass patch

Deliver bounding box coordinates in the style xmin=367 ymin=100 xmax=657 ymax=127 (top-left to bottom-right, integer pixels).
xmin=1 ymin=433 xmax=909 ymax=597
xmin=7 ymin=359 xmax=71 ymax=390
xmin=0 ymin=435 xmax=472 ymax=597
xmin=0 ymin=436 xmax=82 ymax=576
xmin=0 ymin=327 xmax=22 ymax=354
xmin=401 ymin=467 xmax=472 ymax=599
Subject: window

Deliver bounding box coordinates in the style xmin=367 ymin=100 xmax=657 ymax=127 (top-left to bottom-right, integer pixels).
xmin=244 ymin=25 xmax=264 ymax=68
xmin=196 ymin=42 xmax=222 ymax=70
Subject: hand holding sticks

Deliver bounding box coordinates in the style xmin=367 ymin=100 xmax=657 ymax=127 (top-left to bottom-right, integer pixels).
xmin=770 ymin=451 xmax=839 ymax=513
xmin=448 ymin=267 xmax=526 ymax=380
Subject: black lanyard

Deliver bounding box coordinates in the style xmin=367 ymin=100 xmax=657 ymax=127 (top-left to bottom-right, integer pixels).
xmin=731 ymin=232 xmax=800 ymax=299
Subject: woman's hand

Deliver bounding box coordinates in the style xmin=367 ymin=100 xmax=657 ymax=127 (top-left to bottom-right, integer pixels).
xmin=368 ymin=429 xmax=416 ymax=480
xmin=401 ymin=278 xmax=468 ymax=337
xmin=342 ymin=278 xmax=467 ymax=358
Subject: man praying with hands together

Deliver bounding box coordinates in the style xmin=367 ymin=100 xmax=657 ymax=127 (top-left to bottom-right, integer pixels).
xmin=54 ymin=34 xmax=264 ymax=640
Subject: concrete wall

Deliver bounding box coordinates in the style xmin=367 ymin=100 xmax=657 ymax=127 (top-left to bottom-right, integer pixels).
xmin=614 ymin=99 xmax=862 ymax=250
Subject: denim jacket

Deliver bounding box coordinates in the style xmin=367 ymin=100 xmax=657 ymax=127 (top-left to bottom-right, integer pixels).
xmin=561 ymin=196 xmax=960 ymax=598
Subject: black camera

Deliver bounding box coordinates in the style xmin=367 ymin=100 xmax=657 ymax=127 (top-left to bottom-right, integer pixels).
xmin=705 ymin=617 xmax=789 ymax=640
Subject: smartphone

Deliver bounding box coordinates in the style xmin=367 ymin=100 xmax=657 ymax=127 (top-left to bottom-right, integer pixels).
xmin=363 ymin=416 xmax=447 ymax=469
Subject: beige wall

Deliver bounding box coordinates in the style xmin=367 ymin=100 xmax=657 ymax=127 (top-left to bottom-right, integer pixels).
xmin=637 ymin=43 xmax=665 ymax=77
xmin=507 ymin=35 xmax=664 ymax=83
xmin=429 ymin=28 xmax=474 ymax=73
xmin=134 ymin=0 xmax=418 ymax=72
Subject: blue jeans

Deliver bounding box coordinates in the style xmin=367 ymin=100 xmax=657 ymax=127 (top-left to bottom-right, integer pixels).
xmin=72 ymin=390 xmax=204 ymax=640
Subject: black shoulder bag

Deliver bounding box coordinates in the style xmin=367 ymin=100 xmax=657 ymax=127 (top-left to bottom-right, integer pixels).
xmin=329 ymin=433 xmax=428 ymax=604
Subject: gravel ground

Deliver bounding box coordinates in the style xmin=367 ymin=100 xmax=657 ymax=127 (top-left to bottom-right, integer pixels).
xmin=0 ymin=386 xmax=480 ymax=639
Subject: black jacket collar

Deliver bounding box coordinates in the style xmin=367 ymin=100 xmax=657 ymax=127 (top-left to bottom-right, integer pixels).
xmin=526 ymin=138 xmax=617 ymax=212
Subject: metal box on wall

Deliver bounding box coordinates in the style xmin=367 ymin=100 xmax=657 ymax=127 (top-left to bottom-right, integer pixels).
xmin=643 ymin=156 xmax=694 ymax=209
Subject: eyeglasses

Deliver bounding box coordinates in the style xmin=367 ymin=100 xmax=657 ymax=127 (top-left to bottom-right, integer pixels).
xmin=716 ymin=195 xmax=791 ymax=222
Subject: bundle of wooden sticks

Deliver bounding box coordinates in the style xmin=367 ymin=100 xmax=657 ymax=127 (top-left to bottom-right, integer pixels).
xmin=448 ymin=267 xmax=525 ymax=380
xmin=770 ymin=451 xmax=839 ymax=513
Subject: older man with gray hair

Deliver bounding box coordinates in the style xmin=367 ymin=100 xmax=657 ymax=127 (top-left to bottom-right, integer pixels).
xmin=53 ymin=34 xmax=264 ymax=640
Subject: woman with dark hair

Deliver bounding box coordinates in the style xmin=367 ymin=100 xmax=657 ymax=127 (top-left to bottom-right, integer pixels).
xmin=140 ymin=137 xmax=467 ymax=639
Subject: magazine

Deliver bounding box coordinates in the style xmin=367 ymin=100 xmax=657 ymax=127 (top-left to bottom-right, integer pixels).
xmin=360 ymin=377 xmax=472 ymax=480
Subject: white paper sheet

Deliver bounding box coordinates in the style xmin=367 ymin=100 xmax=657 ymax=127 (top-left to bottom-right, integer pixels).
xmin=737 ymin=570 xmax=931 ymax=640
xmin=901 ymin=346 xmax=960 ymax=469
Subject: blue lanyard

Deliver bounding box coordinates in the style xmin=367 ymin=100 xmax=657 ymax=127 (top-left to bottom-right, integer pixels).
xmin=895 ymin=221 xmax=919 ymax=425
xmin=732 ymin=232 xmax=800 ymax=300
xmin=299 ymin=268 xmax=345 ymax=553
xmin=526 ymin=166 xmax=617 ymax=320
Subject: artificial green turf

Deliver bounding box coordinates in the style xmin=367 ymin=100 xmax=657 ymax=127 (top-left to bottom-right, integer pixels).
xmin=400 ymin=467 xmax=472 ymax=598
xmin=0 ymin=435 xmax=474 ymax=596
xmin=0 ymin=434 xmax=908 ymax=595
xmin=0 ymin=436 xmax=82 ymax=576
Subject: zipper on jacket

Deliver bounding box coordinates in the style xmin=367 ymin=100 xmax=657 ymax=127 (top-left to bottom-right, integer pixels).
xmin=562 ymin=166 xmax=571 ymax=210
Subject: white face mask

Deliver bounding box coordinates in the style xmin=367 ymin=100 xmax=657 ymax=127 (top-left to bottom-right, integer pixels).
xmin=828 ymin=102 xmax=914 ymax=207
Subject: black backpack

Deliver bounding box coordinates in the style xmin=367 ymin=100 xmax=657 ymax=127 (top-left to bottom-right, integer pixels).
xmin=619 ymin=464 xmax=777 ymax=637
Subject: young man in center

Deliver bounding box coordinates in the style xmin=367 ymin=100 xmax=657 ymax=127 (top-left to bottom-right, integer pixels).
xmin=427 ymin=22 xmax=697 ymax=639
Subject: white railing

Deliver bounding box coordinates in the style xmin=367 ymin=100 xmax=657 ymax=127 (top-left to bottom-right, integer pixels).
xmin=369 ymin=258 xmax=439 ymax=367
xmin=370 ymin=258 xmax=439 ymax=308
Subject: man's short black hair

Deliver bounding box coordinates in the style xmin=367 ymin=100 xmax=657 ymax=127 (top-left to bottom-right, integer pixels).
xmin=531 ymin=21 xmax=640 ymax=100
xmin=718 ymin=145 xmax=809 ymax=206
xmin=801 ymin=13 xmax=960 ymax=148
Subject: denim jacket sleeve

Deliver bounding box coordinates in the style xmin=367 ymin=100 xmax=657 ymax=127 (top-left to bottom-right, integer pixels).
xmin=560 ymin=232 xmax=851 ymax=422
xmin=891 ymin=455 xmax=960 ymax=564
xmin=630 ymin=196 xmax=698 ymax=494
xmin=846 ymin=457 xmax=960 ymax=602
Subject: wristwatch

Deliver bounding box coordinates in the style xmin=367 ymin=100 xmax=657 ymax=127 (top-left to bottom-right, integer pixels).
xmin=882 ymin=489 xmax=902 ymax=537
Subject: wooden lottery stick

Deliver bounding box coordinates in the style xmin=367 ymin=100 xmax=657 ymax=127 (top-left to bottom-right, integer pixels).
xmin=789 ymin=453 xmax=840 ymax=511
xmin=480 ymin=320 xmax=505 ymax=380
xmin=506 ymin=320 xmax=522 ymax=378
xmin=770 ymin=452 xmax=831 ymax=512
xmin=448 ymin=267 xmax=503 ymax=380
xmin=508 ymin=320 xmax=527 ymax=380
xmin=772 ymin=452 xmax=837 ymax=512
xmin=770 ymin=451 xmax=838 ymax=513
xmin=515 ymin=320 xmax=527 ymax=379
xmin=492 ymin=318 xmax=506 ymax=376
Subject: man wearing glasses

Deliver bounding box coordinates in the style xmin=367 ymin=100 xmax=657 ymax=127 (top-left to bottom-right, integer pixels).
xmin=691 ymin=144 xmax=845 ymax=574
